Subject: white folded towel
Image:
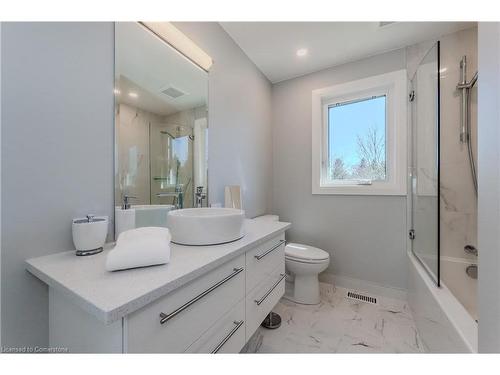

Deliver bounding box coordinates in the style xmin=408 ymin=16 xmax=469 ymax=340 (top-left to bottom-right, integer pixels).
xmin=106 ymin=227 xmax=171 ymax=271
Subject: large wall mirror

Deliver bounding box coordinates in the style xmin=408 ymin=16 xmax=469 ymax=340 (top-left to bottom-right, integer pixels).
xmin=114 ymin=22 xmax=209 ymax=235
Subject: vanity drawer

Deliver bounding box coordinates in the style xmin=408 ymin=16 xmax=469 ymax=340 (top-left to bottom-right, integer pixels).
xmin=245 ymin=264 xmax=285 ymax=339
xmin=245 ymin=234 xmax=285 ymax=293
xmin=125 ymin=254 xmax=245 ymax=353
xmin=185 ymin=300 xmax=245 ymax=353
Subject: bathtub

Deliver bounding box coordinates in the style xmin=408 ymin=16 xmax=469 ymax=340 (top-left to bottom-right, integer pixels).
xmin=441 ymin=256 xmax=478 ymax=321
xmin=408 ymin=252 xmax=478 ymax=352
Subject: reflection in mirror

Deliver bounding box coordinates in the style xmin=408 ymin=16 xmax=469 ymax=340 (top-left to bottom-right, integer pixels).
xmin=114 ymin=22 xmax=208 ymax=234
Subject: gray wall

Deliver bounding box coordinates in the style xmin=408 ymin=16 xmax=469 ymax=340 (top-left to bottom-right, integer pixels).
xmin=478 ymin=22 xmax=500 ymax=353
xmin=1 ymin=23 xmax=115 ymax=348
xmin=174 ymin=22 xmax=273 ymax=219
xmin=271 ymin=49 xmax=408 ymax=290
xmin=0 ymin=22 xmax=3 ymax=346
xmin=1 ymin=22 xmax=273 ymax=348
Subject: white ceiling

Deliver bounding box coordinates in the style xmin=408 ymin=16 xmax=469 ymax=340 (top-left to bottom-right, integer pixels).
xmin=115 ymin=22 xmax=207 ymax=116
xmin=116 ymin=75 xmax=178 ymax=116
xmin=220 ymin=22 xmax=475 ymax=83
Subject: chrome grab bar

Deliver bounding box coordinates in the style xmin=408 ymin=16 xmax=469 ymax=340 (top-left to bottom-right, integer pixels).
xmin=211 ymin=320 xmax=244 ymax=353
xmin=254 ymin=273 xmax=286 ymax=306
xmin=254 ymin=240 xmax=285 ymax=260
xmin=159 ymin=267 xmax=244 ymax=324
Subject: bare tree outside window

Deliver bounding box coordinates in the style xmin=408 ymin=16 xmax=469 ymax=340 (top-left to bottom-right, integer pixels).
xmin=327 ymin=95 xmax=386 ymax=182
xmin=329 ymin=157 xmax=348 ymax=180
xmin=329 ymin=127 xmax=385 ymax=180
xmin=353 ymin=126 xmax=386 ymax=180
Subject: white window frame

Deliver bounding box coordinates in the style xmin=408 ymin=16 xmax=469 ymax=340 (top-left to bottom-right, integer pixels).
xmin=312 ymin=69 xmax=407 ymax=195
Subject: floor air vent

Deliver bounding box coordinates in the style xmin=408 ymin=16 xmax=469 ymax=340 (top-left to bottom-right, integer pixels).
xmin=347 ymin=291 xmax=377 ymax=305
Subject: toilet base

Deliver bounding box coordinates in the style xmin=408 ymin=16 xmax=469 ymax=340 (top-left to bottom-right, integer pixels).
xmin=284 ymin=276 xmax=321 ymax=305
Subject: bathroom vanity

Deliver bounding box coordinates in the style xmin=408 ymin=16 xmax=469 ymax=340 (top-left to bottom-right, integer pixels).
xmin=24 ymin=23 xmax=291 ymax=354
xmin=25 ymin=218 xmax=290 ymax=353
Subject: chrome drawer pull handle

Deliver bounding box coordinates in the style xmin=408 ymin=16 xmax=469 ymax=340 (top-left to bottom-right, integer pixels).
xmin=254 ymin=240 xmax=285 ymax=260
xmin=254 ymin=273 xmax=286 ymax=306
xmin=159 ymin=267 xmax=244 ymax=324
xmin=211 ymin=320 xmax=244 ymax=354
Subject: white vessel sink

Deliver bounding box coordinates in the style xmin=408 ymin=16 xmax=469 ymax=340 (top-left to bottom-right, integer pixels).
xmin=167 ymin=208 xmax=245 ymax=246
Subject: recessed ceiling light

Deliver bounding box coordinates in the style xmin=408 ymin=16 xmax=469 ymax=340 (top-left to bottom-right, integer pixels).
xmin=128 ymin=92 xmax=138 ymax=98
xmin=113 ymin=88 xmax=121 ymax=95
xmin=296 ymin=48 xmax=308 ymax=57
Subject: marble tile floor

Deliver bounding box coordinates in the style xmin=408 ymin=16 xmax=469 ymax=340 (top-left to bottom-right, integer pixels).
xmin=242 ymin=283 xmax=426 ymax=353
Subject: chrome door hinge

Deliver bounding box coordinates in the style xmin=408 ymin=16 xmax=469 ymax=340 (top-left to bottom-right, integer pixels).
xmin=409 ymin=229 xmax=415 ymax=240
xmin=409 ymin=90 xmax=415 ymax=102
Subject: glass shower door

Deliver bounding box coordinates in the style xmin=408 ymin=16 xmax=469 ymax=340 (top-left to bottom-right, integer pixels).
xmin=150 ymin=124 xmax=194 ymax=208
xmin=410 ymin=42 xmax=440 ymax=285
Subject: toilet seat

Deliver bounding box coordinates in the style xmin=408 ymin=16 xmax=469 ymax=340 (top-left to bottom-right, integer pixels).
xmin=285 ymin=243 xmax=329 ymax=263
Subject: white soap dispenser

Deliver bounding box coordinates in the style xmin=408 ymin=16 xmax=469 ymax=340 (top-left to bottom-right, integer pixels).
xmin=72 ymin=215 xmax=108 ymax=256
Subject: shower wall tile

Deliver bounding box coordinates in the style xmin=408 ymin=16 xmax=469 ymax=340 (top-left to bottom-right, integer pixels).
xmin=441 ymin=28 xmax=478 ymax=318
xmin=438 ymin=27 xmax=478 ymax=261
xmin=440 ymin=210 xmax=477 ymax=261
xmin=440 ymin=161 xmax=478 ymax=215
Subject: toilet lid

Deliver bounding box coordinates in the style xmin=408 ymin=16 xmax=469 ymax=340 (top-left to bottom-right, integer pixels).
xmin=285 ymin=243 xmax=329 ymax=262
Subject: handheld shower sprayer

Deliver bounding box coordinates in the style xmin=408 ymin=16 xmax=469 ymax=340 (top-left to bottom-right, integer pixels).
xmin=456 ymin=55 xmax=478 ymax=195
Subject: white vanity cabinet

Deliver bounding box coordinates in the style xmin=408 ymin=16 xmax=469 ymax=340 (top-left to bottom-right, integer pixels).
xmin=245 ymin=235 xmax=285 ymax=292
xmin=124 ymin=234 xmax=285 ymax=353
xmin=185 ymin=300 xmax=246 ymax=353
xmin=244 ymin=234 xmax=286 ymax=336
xmin=126 ymin=254 xmax=246 ymax=353
xmin=28 ymin=220 xmax=290 ymax=354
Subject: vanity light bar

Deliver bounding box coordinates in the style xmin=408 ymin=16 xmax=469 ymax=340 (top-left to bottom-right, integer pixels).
xmin=138 ymin=22 xmax=213 ymax=72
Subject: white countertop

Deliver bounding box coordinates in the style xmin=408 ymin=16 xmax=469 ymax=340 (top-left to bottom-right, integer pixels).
xmin=25 ymin=218 xmax=290 ymax=324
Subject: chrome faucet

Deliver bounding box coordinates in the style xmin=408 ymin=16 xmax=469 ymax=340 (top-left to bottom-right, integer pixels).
xmin=195 ymin=186 xmax=206 ymax=208
xmin=175 ymin=185 xmax=184 ymax=209
xmin=121 ymin=195 xmax=137 ymax=210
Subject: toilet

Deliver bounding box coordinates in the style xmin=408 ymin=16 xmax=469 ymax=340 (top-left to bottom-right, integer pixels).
xmin=284 ymin=243 xmax=330 ymax=305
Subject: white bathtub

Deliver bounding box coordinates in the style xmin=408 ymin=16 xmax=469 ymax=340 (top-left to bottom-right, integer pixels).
xmin=441 ymin=256 xmax=478 ymax=321
xmin=408 ymin=252 xmax=478 ymax=352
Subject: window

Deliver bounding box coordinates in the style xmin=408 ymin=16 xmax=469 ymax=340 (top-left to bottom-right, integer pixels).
xmin=328 ymin=95 xmax=387 ymax=183
xmin=312 ymin=70 xmax=407 ymax=195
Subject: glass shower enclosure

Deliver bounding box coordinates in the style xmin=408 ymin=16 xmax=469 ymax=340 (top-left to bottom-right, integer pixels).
xmin=410 ymin=42 xmax=441 ymax=285
xmin=150 ymin=123 xmax=195 ymax=208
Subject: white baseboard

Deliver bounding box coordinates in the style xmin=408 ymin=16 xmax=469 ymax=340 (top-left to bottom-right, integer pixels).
xmin=319 ymin=272 xmax=408 ymax=301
